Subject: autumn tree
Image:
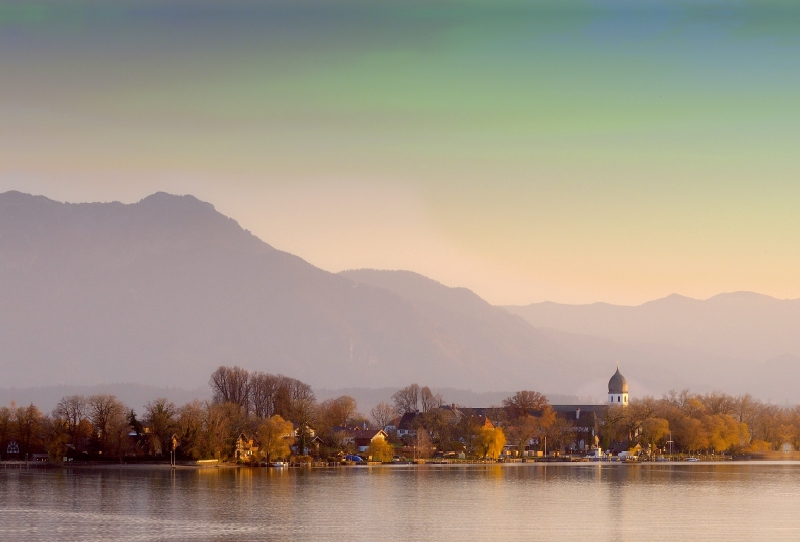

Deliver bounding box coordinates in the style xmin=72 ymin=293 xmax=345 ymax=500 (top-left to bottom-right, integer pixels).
xmin=41 ymin=415 xmax=70 ymax=462
xmin=257 ymin=415 xmax=294 ymax=463
xmin=733 ymin=394 xmax=758 ymax=426
xmin=675 ymin=416 xmax=708 ymax=453
xmin=366 ymin=438 xmax=394 ymax=462
xmin=412 ymin=428 xmax=434 ymax=459
xmin=543 ymin=416 xmax=573 ymax=455
xmin=14 ymin=404 xmax=44 ymax=458
xmin=506 ymin=414 xmax=540 ymax=457
xmin=203 ymin=401 xmax=231 ymax=461
xmin=105 ymin=406 xmax=133 ymax=462
xmin=0 ymin=407 xmax=12 ymax=459
xmin=701 ymin=392 xmax=736 ymax=416
xmin=176 ymin=400 xmax=206 ymax=460
xmin=143 ymin=398 xmax=178 ymax=457
xmin=318 ymin=396 xmax=360 ymax=431
xmin=503 ymin=391 xmax=549 ymax=419
xmin=475 ymin=427 xmax=506 ymax=459
xmin=420 ymin=408 xmax=456 ymax=448
xmin=455 ymin=415 xmax=485 ymax=457
xmin=703 ymin=414 xmax=743 ymax=453
xmin=639 ymin=417 xmax=670 ymax=450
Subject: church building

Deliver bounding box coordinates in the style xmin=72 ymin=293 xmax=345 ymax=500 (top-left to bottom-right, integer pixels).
xmin=607 ymin=364 xmax=629 ymax=406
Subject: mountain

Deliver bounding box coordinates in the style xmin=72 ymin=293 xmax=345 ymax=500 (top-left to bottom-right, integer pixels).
xmin=5 ymin=190 xmax=798 ymax=402
xmin=505 ymin=293 xmax=800 ymax=362
xmin=0 ymin=191 xmax=590 ymax=394
xmin=506 ymin=295 xmax=800 ymax=402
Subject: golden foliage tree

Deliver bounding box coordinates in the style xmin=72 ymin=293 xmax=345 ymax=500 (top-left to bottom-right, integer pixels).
xmin=640 ymin=417 xmax=670 ymax=449
xmin=366 ymin=438 xmax=394 ymax=462
xmin=258 ymin=415 xmax=294 ymax=463
xmin=476 ymin=427 xmax=506 ymax=459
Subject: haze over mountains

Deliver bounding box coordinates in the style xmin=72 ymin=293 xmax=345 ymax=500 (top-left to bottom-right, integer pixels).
xmin=2 ymin=191 xmax=799 ymax=404
xmin=506 ymin=294 xmax=800 ymax=364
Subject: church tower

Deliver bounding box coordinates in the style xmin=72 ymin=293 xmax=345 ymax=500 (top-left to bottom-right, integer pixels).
xmin=607 ymin=363 xmax=629 ymax=406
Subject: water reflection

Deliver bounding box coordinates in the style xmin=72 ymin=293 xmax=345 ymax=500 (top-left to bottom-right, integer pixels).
xmin=2 ymin=463 xmax=800 ymax=541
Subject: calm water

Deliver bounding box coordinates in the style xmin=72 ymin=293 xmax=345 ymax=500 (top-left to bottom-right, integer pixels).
xmin=2 ymin=462 xmax=800 ymax=541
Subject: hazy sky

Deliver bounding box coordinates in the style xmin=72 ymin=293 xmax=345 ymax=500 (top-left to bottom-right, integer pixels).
xmin=2 ymin=0 xmax=799 ymax=305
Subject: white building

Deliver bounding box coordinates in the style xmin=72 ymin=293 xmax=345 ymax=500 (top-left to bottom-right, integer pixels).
xmin=607 ymin=364 xmax=629 ymax=406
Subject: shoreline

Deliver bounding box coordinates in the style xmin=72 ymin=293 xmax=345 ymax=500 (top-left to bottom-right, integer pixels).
xmin=7 ymin=459 xmax=800 ymax=472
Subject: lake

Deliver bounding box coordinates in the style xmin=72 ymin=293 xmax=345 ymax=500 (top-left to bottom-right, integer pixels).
xmin=2 ymin=462 xmax=800 ymax=541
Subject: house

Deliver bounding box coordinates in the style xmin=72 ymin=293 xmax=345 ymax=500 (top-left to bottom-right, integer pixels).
xmin=353 ymin=429 xmax=389 ymax=453
xmin=452 ymin=407 xmax=500 ymax=429
xmin=396 ymin=412 xmax=419 ymax=438
xmin=235 ymin=433 xmax=259 ymax=461
xmin=551 ymin=405 xmax=606 ymax=451
xmin=383 ymin=416 xmax=401 ymax=434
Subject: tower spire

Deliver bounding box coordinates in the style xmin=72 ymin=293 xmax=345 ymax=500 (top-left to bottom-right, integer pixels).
xmin=608 ymin=363 xmax=629 ymax=406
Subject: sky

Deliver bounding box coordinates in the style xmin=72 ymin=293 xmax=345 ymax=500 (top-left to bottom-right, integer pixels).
xmin=1 ymin=0 xmax=799 ymax=305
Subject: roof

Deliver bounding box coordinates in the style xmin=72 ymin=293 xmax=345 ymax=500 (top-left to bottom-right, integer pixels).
xmin=353 ymin=429 xmax=388 ymax=447
xmin=354 ymin=429 xmax=387 ymax=439
xmin=550 ymin=405 xmax=608 ymax=415
xmin=397 ymin=412 xmax=419 ymax=430
xmin=608 ymin=365 xmax=628 ymax=394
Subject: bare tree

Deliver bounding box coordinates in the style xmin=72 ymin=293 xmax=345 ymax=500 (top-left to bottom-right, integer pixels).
xmin=209 ymin=366 xmax=251 ymax=412
xmin=420 ymin=387 xmax=443 ymax=413
xmin=371 ymin=402 xmax=396 ymax=430
xmin=87 ymin=394 xmax=126 ymax=455
xmin=249 ymin=372 xmax=281 ymax=418
xmin=273 ymin=375 xmax=317 ymax=427
xmin=392 ymin=384 xmax=420 ymax=414
xmin=53 ymin=395 xmax=88 ymax=448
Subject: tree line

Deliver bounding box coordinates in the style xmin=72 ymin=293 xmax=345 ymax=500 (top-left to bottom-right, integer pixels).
xmin=2 ymin=367 xmax=799 ymax=463
xmin=601 ymin=390 xmax=800 ymax=455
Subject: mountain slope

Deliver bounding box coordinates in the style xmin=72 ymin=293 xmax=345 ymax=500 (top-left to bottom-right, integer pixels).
xmin=0 ymin=191 xmax=582 ymax=393
xmin=338 ymin=269 xmax=584 ymax=382
xmin=505 ymin=293 xmax=800 ymax=362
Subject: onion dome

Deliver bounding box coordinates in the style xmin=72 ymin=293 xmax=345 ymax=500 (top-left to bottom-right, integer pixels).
xmin=608 ymin=365 xmax=628 ymax=394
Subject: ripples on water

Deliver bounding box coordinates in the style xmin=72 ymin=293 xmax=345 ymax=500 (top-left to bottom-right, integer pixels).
xmin=2 ymin=463 xmax=800 ymax=541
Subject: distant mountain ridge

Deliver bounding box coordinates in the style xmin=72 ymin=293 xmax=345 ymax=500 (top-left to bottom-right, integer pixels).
xmin=3 ymin=190 xmax=799 ymax=402
xmin=505 ymin=293 xmax=800 ymax=362
xmin=0 ymin=191 xmax=582 ymax=394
